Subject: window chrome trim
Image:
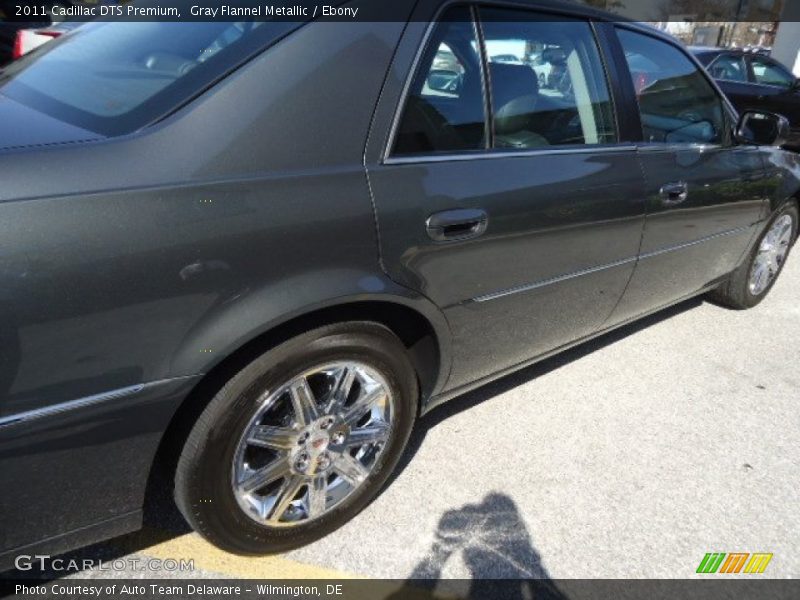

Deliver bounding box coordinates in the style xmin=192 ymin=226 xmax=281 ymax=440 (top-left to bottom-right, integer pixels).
xmin=382 ymin=4 xmax=449 ymax=163
xmin=384 ymin=143 xmax=638 ymax=165
xmin=471 ymin=225 xmax=751 ymax=303
xmin=636 ymin=142 xmax=724 ymax=153
xmin=0 ymin=376 xmax=195 ymax=429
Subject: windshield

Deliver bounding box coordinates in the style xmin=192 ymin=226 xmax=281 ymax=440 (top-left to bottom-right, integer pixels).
xmin=0 ymin=20 xmax=297 ymax=136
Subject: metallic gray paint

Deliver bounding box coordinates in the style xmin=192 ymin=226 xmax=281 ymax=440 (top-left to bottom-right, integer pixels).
xmin=1 ymin=0 xmax=800 ymax=568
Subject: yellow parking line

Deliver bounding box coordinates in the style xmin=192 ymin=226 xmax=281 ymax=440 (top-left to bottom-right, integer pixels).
xmin=141 ymin=533 xmax=362 ymax=579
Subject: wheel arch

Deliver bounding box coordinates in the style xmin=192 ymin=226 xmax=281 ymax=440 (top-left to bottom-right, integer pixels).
xmin=142 ymin=290 xmax=452 ymax=524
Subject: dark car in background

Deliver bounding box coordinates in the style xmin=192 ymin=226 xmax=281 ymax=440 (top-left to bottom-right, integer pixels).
xmin=692 ymin=46 xmax=800 ymax=149
xmin=0 ymin=0 xmax=799 ymax=570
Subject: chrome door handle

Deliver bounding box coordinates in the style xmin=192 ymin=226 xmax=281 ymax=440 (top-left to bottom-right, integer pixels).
xmin=426 ymin=208 xmax=488 ymax=242
xmin=660 ymin=182 xmax=689 ymax=206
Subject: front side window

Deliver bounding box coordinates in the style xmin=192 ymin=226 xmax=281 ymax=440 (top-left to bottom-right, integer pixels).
xmin=480 ymin=8 xmax=617 ymax=148
xmin=617 ymin=29 xmax=728 ymax=145
xmin=393 ymin=6 xmax=487 ymax=155
xmin=750 ymin=56 xmax=794 ymax=89
xmin=708 ymin=54 xmax=747 ymax=82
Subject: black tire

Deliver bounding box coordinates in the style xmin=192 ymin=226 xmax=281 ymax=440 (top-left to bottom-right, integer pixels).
xmin=174 ymin=321 xmax=418 ymax=554
xmin=709 ymin=201 xmax=798 ymax=309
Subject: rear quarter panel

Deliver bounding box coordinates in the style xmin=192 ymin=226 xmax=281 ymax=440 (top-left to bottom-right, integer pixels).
xmin=0 ymin=17 xmax=440 ymax=557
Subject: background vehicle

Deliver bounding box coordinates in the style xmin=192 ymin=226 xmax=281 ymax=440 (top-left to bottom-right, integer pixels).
xmin=692 ymin=46 xmax=800 ymax=149
xmin=0 ymin=0 xmax=798 ymax=569
xmin=490 ymin=53 xmax=524 ymax=64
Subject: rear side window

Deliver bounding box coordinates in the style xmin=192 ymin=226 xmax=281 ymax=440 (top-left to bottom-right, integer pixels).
xmin=617 ymin=29 xmax=728 ymax=145
xmin=0 ymin=21 xmax=296 ymax=136
xmin=393 ymin=6 xmax=487 ymax=155
xmin=393 ymin=5 xmax=618 ymax=156
xmin=708 ymin=54 xmax=747 ymax=82
xmin=480 ymin=8 xmax=617 ymax=149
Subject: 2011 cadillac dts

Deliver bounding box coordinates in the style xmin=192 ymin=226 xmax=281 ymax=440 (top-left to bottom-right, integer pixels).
xmin=0 ymin=0 xmax=798 ymax=567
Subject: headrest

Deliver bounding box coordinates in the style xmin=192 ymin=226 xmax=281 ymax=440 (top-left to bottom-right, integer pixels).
xmin=490 ymin=63 xmax=539 ymax=135
xmin=489 ymin=62 xmax=539 ymax=110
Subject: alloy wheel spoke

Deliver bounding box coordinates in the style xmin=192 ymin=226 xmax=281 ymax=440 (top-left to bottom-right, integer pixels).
xmin=267 ymin=475 xmax=305 ymax=523
xmin=307 ymin=475 xmax=328 ymax=518
xmin=345 ymin=422 xmax=390 ymax=447
xmin=325 ymin=366 xmax=356 ymax=415
xmin=752 ymin=262 xmax=769 ymax=293
xmin=233 ymin=361 xmax=394 ymax=527
xmin=239 ymin=457 xmax=290 ymax=493
xmin=342 ymin=385 xmax=386 ymax=426
xmin=333 ymin=454 xmax=369 ymax=487
xmin=289 ymin=377 xmax=320 ymax=426
xmin=777 ymin=219 xmax=792 ymax=242
xmin=247 ymin=425 xmax=296 ymax=451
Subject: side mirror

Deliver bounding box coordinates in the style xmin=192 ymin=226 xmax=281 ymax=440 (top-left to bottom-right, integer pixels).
xmin=735 ymin=110 xmax=791 ymax=147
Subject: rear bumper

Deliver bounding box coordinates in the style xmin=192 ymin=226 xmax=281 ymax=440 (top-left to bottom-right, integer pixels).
xmin=0 ymin=375 xmax=201 ymax=568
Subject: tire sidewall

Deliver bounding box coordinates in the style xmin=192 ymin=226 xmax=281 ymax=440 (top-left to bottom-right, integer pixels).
xmin=177 ymin=322 xmax=417 ymax=554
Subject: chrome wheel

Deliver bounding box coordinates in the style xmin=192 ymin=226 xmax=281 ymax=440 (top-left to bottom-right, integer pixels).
xmin=749 ymin=214 xmax=794 ymax=296
xmin=232 ymin=361 xmax=394 ymax=527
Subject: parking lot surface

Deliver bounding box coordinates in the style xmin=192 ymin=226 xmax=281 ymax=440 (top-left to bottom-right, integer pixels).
xmin=16 ymin=259 xmax=800 ymax=581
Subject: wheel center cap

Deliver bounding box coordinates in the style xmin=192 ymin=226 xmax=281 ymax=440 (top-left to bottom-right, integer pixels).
xmin=307 ymin=432 xmax=329 ymax=455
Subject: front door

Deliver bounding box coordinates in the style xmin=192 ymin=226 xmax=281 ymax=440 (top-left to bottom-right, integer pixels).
xmin=607 ymin=27 xmax=768 ymax=325
xmin=366 ymin=5 xmax=647 ymax=392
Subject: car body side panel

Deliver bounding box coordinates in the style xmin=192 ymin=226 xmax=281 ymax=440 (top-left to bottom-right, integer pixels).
xmin=0 ymin=18 xmax=428 ymax=558
xmin=607 ymin=145 xmax=769 ymax=324
xmin=604 ymin=30 xmax=771 ymax=325
xmin=0 ymin=19 xmax=409 ymax=413
xmin=0 ymin=375 xmax=199 ymax=562
xmin=761 ymin=145 xmax=800 ymax=213
xmin=369 ymin=154 xmax=647 ymax=391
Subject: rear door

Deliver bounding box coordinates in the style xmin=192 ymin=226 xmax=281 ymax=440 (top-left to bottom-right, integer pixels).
xmin=366 ymin=4 xmax=647 ymax=392
xmin=606 ymin=27 xmax=768 ymax=325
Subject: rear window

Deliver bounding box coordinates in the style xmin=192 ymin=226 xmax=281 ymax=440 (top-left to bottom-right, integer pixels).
xmin=0 ymin=20 xmax=296 ymax=136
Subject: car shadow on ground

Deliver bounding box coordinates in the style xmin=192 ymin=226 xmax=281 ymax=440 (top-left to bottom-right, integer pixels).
xmin=4 ymin=297 xmax=704 ymax=579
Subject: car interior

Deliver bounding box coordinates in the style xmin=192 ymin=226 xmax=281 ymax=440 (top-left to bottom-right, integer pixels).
xmin=394 ymin=10 xmax=616 ymax=155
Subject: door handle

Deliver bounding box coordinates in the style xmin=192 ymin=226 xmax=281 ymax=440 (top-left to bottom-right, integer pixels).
xmin=426 ymin=208 xmax=488 ymax=242
xmin=660 ymin=182 xmax=689 ymax=206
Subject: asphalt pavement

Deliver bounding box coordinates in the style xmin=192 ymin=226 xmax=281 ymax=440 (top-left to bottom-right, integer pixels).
xmin=11 ymin=257 xmax=800 ymax=581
